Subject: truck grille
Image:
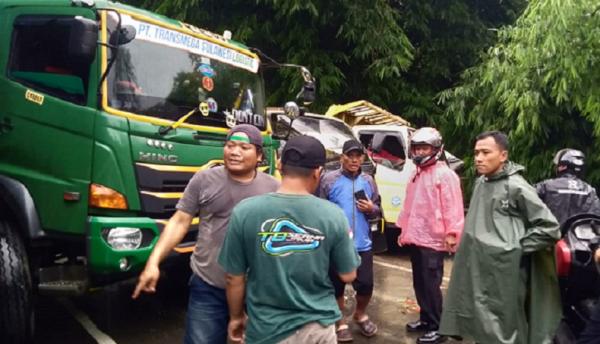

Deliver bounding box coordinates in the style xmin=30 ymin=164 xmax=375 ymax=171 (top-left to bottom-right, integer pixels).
xmin=135 ymin=162 xmax=218 ymax=251
xmin=134 ymin=160 xmax=271 ymax=219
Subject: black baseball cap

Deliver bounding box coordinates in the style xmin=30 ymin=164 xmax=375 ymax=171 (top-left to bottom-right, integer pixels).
xmin=281 ymin=135 xmax=326 ymax=169
xmin=342 ymin=139 xmax=364 ymax=154
xmin=226 ymin=124 xmax=263 ymax=148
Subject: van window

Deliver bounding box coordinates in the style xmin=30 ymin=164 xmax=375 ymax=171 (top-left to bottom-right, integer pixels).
xmin=381 ymin=135 xmax=406 ymax=160
xmin=8 ymin=15 xmax=90 ymax=104
xmin=359 ymin=133 xmax=374 ymax=148
xmin=361 ymin=132 xmax=407 ymax=171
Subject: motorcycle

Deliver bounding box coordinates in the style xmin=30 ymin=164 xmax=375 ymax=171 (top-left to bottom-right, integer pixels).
xmin=554 ymin=213 xmax=600 ymax=343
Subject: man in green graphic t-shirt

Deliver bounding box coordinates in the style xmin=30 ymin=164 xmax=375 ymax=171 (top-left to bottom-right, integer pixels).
xmin=219 ymin=135 xmax=361 ymax=344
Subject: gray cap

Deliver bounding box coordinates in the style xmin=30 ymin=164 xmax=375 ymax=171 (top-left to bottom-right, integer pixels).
xmin=226 ymin=124 xmax=263 ymax=148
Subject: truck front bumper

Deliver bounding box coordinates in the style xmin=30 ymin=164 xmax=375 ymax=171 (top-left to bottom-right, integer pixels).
xmin=88 ymin=216 xmax=160 ymax=275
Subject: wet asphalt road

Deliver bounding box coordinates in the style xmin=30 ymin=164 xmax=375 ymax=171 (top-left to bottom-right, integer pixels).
xmin=35 ymin=251 xmax=467 ymax=344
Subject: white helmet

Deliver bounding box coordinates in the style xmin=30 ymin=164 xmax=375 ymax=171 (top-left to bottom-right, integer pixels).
xmin=409 ymin=127 xmax=443 ymax=167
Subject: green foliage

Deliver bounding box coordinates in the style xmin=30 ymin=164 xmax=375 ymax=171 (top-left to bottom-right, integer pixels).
xmin=394 ymin=0 xmax=526 ymax=126
xmin=439 ymin=0 xmax=600 ymax=188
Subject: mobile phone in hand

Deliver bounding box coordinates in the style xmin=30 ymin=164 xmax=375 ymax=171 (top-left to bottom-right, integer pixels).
xmin=354 ymin=190 xmax=369 ymax=201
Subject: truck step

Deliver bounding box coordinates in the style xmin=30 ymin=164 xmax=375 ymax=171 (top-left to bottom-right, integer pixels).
xmin=37 ymin=265 xmax=88 ymax=296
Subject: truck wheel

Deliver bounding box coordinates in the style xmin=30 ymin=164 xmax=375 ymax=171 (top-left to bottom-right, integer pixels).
xmin=0 ymin=219 xmax=34 ymax=343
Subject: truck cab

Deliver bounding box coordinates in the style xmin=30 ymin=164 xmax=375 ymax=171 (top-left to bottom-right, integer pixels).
xmin=0 ymin=1 xmax=278 ymax=341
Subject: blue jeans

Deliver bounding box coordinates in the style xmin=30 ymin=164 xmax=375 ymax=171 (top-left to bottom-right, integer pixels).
xmin=184 ymin=274 xmax=229 ymax=344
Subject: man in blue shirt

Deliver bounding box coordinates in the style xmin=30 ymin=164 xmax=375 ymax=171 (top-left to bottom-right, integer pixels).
xmin=319 ymin=139 xmax=382 ymax=342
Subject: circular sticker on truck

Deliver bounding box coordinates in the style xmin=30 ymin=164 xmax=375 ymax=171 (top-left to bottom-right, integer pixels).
xmin=207 ymin=98 xmax=218 ymax=113
xmin=197 ymin=63 xmax=216 ymax=77
xmin=202 ymin=77 xmax=214 ymax=92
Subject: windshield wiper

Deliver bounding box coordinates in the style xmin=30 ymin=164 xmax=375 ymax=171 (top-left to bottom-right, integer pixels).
xmin=158 ymin=105 xmax=199 ymax=135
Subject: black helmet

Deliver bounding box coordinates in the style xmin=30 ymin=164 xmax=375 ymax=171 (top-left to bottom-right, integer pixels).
xmin=553 ymin=148 xmax=585 ymax=176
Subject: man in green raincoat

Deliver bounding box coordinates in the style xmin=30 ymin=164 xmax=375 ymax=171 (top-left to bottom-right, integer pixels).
xmin=439 ymin=131 xmax=562 ymax=344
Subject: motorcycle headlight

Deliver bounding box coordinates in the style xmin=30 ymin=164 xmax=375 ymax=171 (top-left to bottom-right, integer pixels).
xmin=574 ymin=224 xmax=597 ymax=240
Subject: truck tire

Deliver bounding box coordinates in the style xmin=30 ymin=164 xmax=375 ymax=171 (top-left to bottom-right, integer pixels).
xmin=0 ymin=219 xmax=34 ymax=343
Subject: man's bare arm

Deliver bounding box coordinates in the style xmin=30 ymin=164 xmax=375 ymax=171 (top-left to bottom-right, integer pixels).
xmin=225 ymin=273 xmax=247 ymax=342
xmin=338 ymin=270 xmax=357 ymax=283
xmin=147 ymin=210 xmax=193 ymax=265
xmin=132 ymin=210 xmax=193 ymax=298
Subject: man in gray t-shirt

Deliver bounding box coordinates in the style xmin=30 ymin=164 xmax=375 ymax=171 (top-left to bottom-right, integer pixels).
xmin=132 ymin=124 xmax=279 ymax=344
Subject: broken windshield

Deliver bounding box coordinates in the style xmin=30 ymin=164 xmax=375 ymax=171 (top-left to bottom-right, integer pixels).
xmin=291 ymin=116 xmax=355 ymax=153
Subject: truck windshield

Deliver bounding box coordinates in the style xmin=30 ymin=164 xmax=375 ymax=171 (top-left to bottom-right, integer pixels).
xmin=105 ymin=13 xmax=266 ymax=130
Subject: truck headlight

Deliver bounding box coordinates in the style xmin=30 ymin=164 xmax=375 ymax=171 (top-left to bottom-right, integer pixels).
xmin=106 ymin=227 xmax=142 ymax=250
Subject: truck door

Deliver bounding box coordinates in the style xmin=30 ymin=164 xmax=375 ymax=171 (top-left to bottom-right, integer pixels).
xmin=0 ymin=8 xmax=98 ymax=235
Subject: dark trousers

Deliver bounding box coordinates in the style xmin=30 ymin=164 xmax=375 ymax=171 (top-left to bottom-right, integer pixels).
xmin=577 ymin=300 xmax=600 ymax=344
xmin=330 ymin=250 xmax=374 ymax=297
xmin=410 ymin=245 xmax=445 ymax=330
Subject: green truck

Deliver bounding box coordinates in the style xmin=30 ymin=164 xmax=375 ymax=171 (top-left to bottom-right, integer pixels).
xmin=0 ymin=1 xmax=311 ymax=341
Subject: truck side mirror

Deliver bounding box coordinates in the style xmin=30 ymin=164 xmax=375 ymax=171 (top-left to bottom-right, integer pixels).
xmin=68 ymin=17 xmax=98 ymax=63
xmin=283 ymin=101 xmax=301 ymax=119
xmin=299 ymin=81 xmax=316 ymax=106
xmin=109 ymin=25 xmax=137 ymax=46
xmin=271 ymin=102 xmax=303 ymax=140
xmin=296 ymin=67 xmax=316 ymax=106
xmin=270 ymin=114 xmax=291 ymax=140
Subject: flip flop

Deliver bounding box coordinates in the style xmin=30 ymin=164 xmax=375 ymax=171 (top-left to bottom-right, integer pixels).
xmin=336 ymin=324 xmax=353 ymax=342
xmin=355 ymin=316 xmax=378 ymax=337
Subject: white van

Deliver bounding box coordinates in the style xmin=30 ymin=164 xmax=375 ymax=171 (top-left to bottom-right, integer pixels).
xmin=326 ymin=101 xmax=463 ymax=252
xmin=270 ymin=107 xmax=462 ymax=253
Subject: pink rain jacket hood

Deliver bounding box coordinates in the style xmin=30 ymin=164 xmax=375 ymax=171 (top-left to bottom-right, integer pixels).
xmin=396 ymin=161 xmax=464 ymax=251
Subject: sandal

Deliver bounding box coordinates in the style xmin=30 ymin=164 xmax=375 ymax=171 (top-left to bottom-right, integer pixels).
xmin=336 ymin=324 xmax=353 ymax=342
xmin=354 ymin=316 xmax=378 ymax=337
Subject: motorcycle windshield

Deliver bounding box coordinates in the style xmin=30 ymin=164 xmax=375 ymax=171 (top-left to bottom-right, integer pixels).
xmin=105 ymin=13 xmax=266 ymax=130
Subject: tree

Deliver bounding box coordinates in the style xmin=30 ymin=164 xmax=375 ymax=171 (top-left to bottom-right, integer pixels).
xmin=438 ymin=0 xmax=600 ymax=186
xmin=392 ymin=0 xmax=525 ymax=126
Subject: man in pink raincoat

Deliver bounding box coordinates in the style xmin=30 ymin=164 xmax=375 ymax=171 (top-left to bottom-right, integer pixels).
xmin=396 ymin=127 xmax=464 ymax=344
